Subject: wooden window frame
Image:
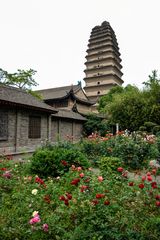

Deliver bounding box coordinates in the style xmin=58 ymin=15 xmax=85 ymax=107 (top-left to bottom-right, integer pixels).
xmin=28 ymin=116 xmax=41 ymax=139
xmin=0 ymin=111 xmax=8 ymax=141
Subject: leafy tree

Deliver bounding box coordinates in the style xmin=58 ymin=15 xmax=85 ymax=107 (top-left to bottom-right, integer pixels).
xmin=0 ymin=68 xmax=38 ymax=90
xmin=0 ymin=68 xmax=42 ymax=99
xmin=83 ymin=113 xmax=109 ymax=136
xmin=98 ymin=70 xmax=160 ymax=132
xmin=98 ymin=85 xmax=123 ymax=112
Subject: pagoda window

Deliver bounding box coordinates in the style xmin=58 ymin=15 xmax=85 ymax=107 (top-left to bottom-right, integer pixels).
xmin=97 ymin=91 xmax=100 ymax=95
xmin=0 ymin=111 xmax=8 ymax=141
xmin=97 ymin=82 xmax=100 ymax=85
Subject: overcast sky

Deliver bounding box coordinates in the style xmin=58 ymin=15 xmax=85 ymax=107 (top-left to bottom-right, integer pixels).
xmin=0 ymin=0 xmax=160 ymax=90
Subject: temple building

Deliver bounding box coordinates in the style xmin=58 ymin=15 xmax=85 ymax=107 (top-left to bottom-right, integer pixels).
xmin=83 ymin=21 xmax=123 ymax=103
xmin=36 ymin=83 xmax=94 ymax=115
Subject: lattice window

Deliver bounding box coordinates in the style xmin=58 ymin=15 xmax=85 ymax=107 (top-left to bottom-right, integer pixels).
xmin=0 ymin=111 xmax=8 ymax=140
xmin=28 ymin=116 xmax=41 ymax=138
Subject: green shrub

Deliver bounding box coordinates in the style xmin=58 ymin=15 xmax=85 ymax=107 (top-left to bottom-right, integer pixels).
xmin=98 ymin=156 xmax=123 ymax=175
xmin=144 ymin=121 xmax=157 ymax=133
xmin=30 ymin=146 xmax=90 ymax=178
xmin=153 ymin=125 xmax=160 ymax=135
xmin=139 ymin=126 xmax=147 ymax=131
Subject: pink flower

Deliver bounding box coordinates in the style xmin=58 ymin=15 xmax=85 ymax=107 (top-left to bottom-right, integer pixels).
xmin=71 ymin=165 xmax=76 ymax=170
xmin=29 ymin=214 xmax=41 ymax=224
xmin=42 ymin=223 xmax=49 ymax=232
xmin=147 ymin=176 xmax=152 ymax=182
xmin=79 ymin=173 xmax=84 ymax=178
xmin=141 ymin=176 xmax=146 ymax=181
xmin=2 ymin=171 xmax=12 ymax=179
xmin=146 ymin=172 xmax=151 ymax=176
xmin=98 ymin=176 xmax=103 ymax=182
xmin=77 ymin=167 xmax=82 ymax=171
xmin=152 ymin=169 xmax=157 ymax=175
xmin=156 ymin=201 xmax=160 ymax=207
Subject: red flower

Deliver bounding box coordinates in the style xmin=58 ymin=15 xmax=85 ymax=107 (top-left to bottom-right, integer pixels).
xmin=104 ymin=200 xmax=110 ymax=205
xmin=66 ymin=193 xmax=72 ymax=200
xmin=80 ymin=185 xmax=88 ymax=192
xmin=35 ymin=177 xmax=44 ymax=185
xmin=128 ymin=182 xmax=134 ymax=186
xmin=0 ymin=168 xmax=7 ymax=171
xmin=155 ymin=201 xmax=160 ymax=207
xmin=139 ymin=183 xmax=145 ymax=189
xmin=92 ymin=199 xmax=99 ymax=205
xmin=6 ymin=155 xmax=13 ymax=160
xmin=151 ymin=182 xmax=157 ymax=189
xmin=155 ymin=195 xmax=160 ymax=200
xmin=44 ymin=195 xmax=51 ymax=204
xmin=84 ymin=177 xmax=90 ymax=183
xmin=147 ymin=176 xmax=152 ymax=182
xmin=96 ymin=194 xmax=105 ymax=199
xmin=117 ymin=167 xmax=123 ymax=172
xmin=59 ymin=195 xmax=66 ymax=201
xmin=61 ymin=160 xmax=68 ymax=166
xmin=71 ymin=178 xmax=80 ymax=186
xmin=152 ymin=169 xmax=157 ymax=175
xmin=64 ymin=199 xmax=69 ymax=206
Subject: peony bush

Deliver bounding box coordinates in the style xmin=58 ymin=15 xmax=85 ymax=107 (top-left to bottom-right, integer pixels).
xmin=0 ymin=154 xmax=160 ymax=239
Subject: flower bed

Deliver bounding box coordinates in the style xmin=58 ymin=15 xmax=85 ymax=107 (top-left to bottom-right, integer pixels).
xmin=0 ymin=154 xmax=160 ymax=239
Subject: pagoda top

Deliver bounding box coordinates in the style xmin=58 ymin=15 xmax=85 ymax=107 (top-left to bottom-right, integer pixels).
xmin=92 ymin=21 xmax=110 ymax=30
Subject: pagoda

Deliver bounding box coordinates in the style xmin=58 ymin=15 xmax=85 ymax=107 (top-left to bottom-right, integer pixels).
xmin=83 ymin=21 xmax=123 ymax=102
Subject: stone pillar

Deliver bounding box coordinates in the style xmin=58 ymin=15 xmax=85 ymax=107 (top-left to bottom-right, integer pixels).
xmin=15 ymin=110 xmax=21 ymax=152
xmin=47 ymin=115 xmax=52 ymax=142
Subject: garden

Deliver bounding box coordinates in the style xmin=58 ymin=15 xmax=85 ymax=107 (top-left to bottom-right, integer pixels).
xmin=0 ymin=132 xmax=160 ymax=240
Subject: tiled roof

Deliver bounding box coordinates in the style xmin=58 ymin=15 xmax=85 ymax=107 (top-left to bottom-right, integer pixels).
xmin=0 ymin=84 xmax=57 ymax=113
xmin=36 ymin=84 xmax=95 ymax=105
xmin=36 ymin=85 xmax=81 ymax=100
xmin=52 ymin=109 xmax=86 ymax=121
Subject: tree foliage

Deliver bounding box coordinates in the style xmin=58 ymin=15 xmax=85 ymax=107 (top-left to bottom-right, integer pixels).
xmin=83 ymin=113 xmax=109 ymax=136
xmin=0 ymin=68 xmax=42 ymax=98
xmin=0 ymin=68 xmax=38 ymax=90
xmin=99 ymin=70 xmax=160 ymax=132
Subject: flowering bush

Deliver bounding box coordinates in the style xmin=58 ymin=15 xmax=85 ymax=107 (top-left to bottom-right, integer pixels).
xmin=30 ymin=145 xmax=90 ymax=177
xmin=81 ymin=133 xmax=159 ymax=169
xmin=0 ymin=154 xmax=160 ymax=240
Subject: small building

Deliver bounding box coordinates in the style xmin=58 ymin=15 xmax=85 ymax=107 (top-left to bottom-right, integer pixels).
xmin=0 ymin=85 xmax=86 ymax=156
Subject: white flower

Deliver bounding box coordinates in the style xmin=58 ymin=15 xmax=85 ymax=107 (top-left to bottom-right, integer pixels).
xmin=32 ymin=211 xmax=39 ymax=217
xmin=31 ymin=189 xmax=38 ymax=195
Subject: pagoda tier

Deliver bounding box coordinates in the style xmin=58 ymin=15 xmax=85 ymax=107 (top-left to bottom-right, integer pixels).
xmin=83 ymin=21 xmax=123 ymax=102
